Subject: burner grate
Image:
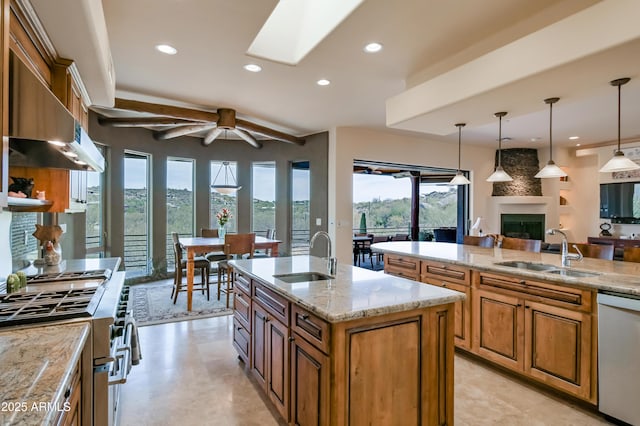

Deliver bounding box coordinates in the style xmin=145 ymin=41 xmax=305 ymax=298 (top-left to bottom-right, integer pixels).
xmin=0 ymin=288 xmax=98 ymax=326
xmin=26 ymin=269 xmax=112 ymax=284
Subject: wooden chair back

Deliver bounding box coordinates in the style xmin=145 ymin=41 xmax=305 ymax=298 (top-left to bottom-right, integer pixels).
xmin=569 ymin=243 xmax=614 ymax=260
xmin=463 ymin=235 xmax=495 ymax=248
xmin=171 ymin=232 xmax=180 ymax=245
xmin=201 ymin=228 xmax=219 ymax=238
xmin=623 ymin=246 xmax=640 ymax=263
xmin=501 ymin=237 xmax=541 ymax=253
xmin=372 ymin=235 xmax=390 ymax=244
xmin=224 ymin=233 xmax=256 ymax=259
xmin=266 ymin=228 xmax=276 ymax=239
xmin=172 ymin=241 xmax=183 ymax=265
xmin=393 ymin=233 xmax=409 ymax=241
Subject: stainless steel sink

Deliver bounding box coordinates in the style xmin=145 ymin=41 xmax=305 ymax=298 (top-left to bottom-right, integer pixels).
xmin=546 ymin=269 xmax=600 ymax=278
xmin=494 ymin=261 xmax=557 ymax=271
xmin=273 ymin=272 xmax=333 ymax=283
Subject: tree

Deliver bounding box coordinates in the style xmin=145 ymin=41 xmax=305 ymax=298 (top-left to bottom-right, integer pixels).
xmin=359 ymin=212 xmax=367 ymax=234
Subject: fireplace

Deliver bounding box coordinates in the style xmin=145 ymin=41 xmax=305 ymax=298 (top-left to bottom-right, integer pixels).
xmin=501 ymin=214 xmax=545 ymax=240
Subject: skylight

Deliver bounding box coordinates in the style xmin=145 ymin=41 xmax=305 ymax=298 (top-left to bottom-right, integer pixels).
xmin=247 ymin=0 xmax=365 ymax=65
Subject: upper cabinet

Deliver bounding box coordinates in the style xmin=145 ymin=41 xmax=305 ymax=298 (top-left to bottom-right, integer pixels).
xmin=3 ymin=0 xmax=93 ymax=212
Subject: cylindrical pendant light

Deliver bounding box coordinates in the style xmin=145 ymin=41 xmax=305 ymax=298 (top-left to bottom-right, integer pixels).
xmin=449 ymin=123 xmax=471 ymax=185
xmin=487 ymin=111 xmax=513 ymax=182
xmin=535 ymin=97 xmax=567 ymax=179
xmin=599 ymin=78 xmax=640 ymax=173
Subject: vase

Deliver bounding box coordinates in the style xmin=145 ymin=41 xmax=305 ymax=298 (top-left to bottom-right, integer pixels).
xmin=44 ymin=241 xmax=62 ymax=266
xmin=218 ymin=225 xmax=226 ymax=239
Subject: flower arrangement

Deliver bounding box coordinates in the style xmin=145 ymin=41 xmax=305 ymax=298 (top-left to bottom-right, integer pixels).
xmin=216 ymin=208 xmax=232 ymax=227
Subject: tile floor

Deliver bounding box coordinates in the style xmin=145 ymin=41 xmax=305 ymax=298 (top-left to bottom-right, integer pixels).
xmin=119 ymin=315 xmax=612 ymax=426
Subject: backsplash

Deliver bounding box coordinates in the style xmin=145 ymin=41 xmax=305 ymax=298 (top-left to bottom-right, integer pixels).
xmin=10 ymin=212 xmax=39 ymax=267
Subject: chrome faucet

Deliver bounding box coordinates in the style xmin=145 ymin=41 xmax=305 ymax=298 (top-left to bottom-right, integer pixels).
xmin=546 ymin=228 xmax=583 ymax=267
xmin=310 ymin=231 xmax=337 ymax=276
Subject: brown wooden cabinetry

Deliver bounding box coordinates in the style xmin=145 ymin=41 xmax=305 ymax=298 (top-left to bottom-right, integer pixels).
xmin=55 ymin=358 xmax=81 ymax=426
xmin=421 ymin=260 xmax=472 ymax=349
xmin=232 ymin=274 xmax=252 ymax=365
xmin=8 ymin=166 xmax=69 ymax=212
xmin=472 ymin=271 xmax=595 ymax=403
xmin=384 ymin=254 xmax=420 ymax=280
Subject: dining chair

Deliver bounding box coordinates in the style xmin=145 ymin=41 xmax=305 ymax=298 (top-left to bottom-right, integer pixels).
xmin=392 ymin=233 xmax=410 ymax=241
xmin=501 ymin=236 xmax=542 ymax=253
xmin=253 ymin=228 xmax=276 ymax=258
xmin=463 ymin=235 xmax=495 ymax=248
xmin=353 ymin=233 xmax=374 ymax=267
xmin=200 ymin=228 xmax=226 ymax=263
xmin=622 ymin=246 xmax=640 ymax=263
xmin=171 ymin=241 xmax=210 ymax=304
xmin=218 ymin=233 xmax=256 ymax=308
xmin=569 ymin=243 xmax=614 ymax=260
xmin=371 ymin=235 xmax=390 ymax=263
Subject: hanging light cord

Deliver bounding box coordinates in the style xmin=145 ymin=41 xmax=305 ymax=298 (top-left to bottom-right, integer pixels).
xmin=616 ymin=81 xmax=621 ymax=152
xmin=548 ymin=101 xmax=554 ymax=163
xmin=456 ymin=123 xmax=465 ymax=172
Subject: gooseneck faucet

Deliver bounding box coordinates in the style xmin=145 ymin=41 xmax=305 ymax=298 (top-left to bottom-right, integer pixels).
xmin=546 ymin=228 xmax=583 ymax=267
xmin=310 ymin=231 xmax=337 ymax=276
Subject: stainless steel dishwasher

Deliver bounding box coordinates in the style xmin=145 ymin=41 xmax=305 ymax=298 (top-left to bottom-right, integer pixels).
xmin=598 ymin=291 xmax=640 ymax=425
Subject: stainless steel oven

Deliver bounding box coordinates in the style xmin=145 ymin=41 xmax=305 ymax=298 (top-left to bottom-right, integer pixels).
xmin=0 ymin=267 xmax=136 ymax=426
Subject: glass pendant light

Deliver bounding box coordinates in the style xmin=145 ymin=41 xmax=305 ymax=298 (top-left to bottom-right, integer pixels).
xmin=535 ymin=97 xmax=567 ymax=179
xmin=599 ymin=78 xmax=640 ymax=173
xmin=487 ymin=111 xmax=513 ymax=182
xmin=211 ymin=161 xmax=242 ymax=194
xmin=449 ymin=123 xmax=471 ymax=185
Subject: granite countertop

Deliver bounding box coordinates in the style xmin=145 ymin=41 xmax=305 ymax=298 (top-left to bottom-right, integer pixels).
xmin=229 ymin=255 xmax=464 ymax=323
xmin=0 ymin=322 xmax=90 ymax=426
xmin=19 ymin=257 xmax=121 ymax=277
xmin=372 ymin=241 xmax=640 ymax=296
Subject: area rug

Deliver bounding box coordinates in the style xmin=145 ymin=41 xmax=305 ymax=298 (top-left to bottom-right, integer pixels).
xmin=129 ymin=281 xmax=233 ymax=326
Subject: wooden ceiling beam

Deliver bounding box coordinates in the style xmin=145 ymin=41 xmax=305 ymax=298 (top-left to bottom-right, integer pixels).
xmin=114 ymin=98 xmax=219 ymax=122
xmin=98 ymin=116 xmax=197 ymax=127
xmin=236 ymin=119 xmax=305 ymax=145
xmin=154 ymin=123 xmax=216 ymax=140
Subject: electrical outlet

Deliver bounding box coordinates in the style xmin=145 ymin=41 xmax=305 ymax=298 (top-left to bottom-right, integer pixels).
xmin=316 ymin=218 xmax=322 ymax=226
xmin=60 ymin=224 xmax=67 ymax=233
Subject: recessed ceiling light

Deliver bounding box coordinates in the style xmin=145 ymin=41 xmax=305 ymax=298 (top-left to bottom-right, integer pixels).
xmin=530 ymin=137 xmax=541 ymax=142
xmin=317 ymin=79 xmax=331 ymax=86
xmin=364 ymin=42 xmax=383 ymax=53
xmin=243 ymin=64 xmax=262 ymax=72
xmin=576 ymin=143 xmax=581 ymax=147
xmin=155 ymin=44 xmax=177 ymax=55
xmin=569 ymin=136 xmax=580 ymax=140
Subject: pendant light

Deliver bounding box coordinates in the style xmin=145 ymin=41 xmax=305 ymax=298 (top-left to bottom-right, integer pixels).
xmin=599 ymin=78 xmax=640 ymax=173
xmin=486 ymin=111 xmax=513 ymax=182
xmin=449 ymin=123 xmax=471 ymax=185
xmin=535 ymin=97 xmax=567 ymax=179
xmin=211 ymin=161 xmax=242 ymax=194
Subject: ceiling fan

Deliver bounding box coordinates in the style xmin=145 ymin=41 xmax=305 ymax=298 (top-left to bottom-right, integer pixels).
xmin=97 ymin=99 xmax=306 ymax=149
xmin=354 ymin=166 xmax=383 ymax=174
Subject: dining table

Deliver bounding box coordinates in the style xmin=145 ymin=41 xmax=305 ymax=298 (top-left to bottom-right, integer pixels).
xmin=179 ymin=236 xmax=281 ymax=311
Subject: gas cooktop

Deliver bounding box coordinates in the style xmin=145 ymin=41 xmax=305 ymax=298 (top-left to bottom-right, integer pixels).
xmin=0 ymin=287 xmax=103 ymax=327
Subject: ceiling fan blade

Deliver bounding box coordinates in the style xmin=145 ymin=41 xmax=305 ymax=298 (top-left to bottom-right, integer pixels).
xmin=154 ymin=123 xmax=216 ymax=140
xmin=233 ymin=129 xmax=262 ymax=149
xmin=203 ymin=128 xmax=223 ymax=146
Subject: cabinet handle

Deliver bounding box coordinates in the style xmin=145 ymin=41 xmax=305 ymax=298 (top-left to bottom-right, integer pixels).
xmin=519 ymin=280 xmax=526 ymax=285
xmin=64 ymin=388 xmax=71 ymax=399
xmin=442 ymin=283 xmax=447 ymax=287
xmin=288 ymin=336 xmax=295 ymax=342
xmin=525 ymin=305 xmax=530 ymax=309
xmin=517 ymin=304 xmax=522 ymax=307
xmin=265 ymin=317 xmax=270 ymax=323
xmin=300 ymin=314 xmax=309 ymax=320
xmin=236 ymin=293 xmax=242 ymax=298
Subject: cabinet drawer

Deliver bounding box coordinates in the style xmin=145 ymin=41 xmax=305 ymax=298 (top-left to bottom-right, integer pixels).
xmin=292 ymin=305 xmax=330 ymax=354
xmin=422 ymin=260 xmax=470 ymax=286
xmin=233 ymin=288 xmax=251 ymax=331
xmin=253 ymin=282 xmax=290 ymax=326
xmin=385 ymin=255 xmax=420 ymax=273
xmin=476 ymin=272 xmax=592 ymax=312
xmin=233 ymin=318 xmax=251 ymax=365
xmin=235 ymin=273 xmax=252 ymax=296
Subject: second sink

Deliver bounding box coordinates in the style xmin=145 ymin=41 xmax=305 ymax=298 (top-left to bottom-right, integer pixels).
xmin=494 ymin=261 xmax=557 ymax=271
xmin=273 ymin=272 xmax=333 ymax=283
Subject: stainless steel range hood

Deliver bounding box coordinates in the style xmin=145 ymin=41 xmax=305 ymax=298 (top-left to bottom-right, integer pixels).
xmin=8 ymin=50 xmax=105 ymax=172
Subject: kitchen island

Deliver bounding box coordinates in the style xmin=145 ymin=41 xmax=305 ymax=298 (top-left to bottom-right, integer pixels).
xmin=371 ymin=241 xmax=640 ymax=405
xmin=229 ymin=255 xmax=464 ymax=426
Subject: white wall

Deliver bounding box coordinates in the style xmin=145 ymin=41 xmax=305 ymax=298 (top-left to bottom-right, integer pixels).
xmin=329 ymin=127 xmax=495 ymax=263
xmin=573 ymin=139 xmax=640 ymax=240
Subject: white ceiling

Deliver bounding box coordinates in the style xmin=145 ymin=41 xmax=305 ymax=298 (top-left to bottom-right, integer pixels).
xmin=29 ymin=0 xmax=640 ymax=148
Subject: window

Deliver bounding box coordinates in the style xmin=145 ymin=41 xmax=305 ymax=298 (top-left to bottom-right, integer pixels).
xmin=210 ymin=161 xmax=238 ymax=231
xmin=166 ymin=158 xmax=195 ymax=270
xmin=252 ymin=162 xmax=276 ymax=236
xmin=352 ymin=173 xmax=411 ymax=236
xmin=419 ymin=183 xmax=458 ymax=238
xmin=124 ymin=151 xmax=151 ymax=277
xmin=291 ymin=161 xmax=310 ymax=254
xmin=86 ymin=145 xmax=106 ymax=258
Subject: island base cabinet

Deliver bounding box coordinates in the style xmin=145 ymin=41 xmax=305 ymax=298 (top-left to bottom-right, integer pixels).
xmin=331 ymin=305 xmax=454 ymax=426
xmin=290 ymin=332 xmax=330 ymax=426
xmin=423 ymin=277 xmax=471 ymax=350
xmin=251 ymin=302 xmax=290 ymax=422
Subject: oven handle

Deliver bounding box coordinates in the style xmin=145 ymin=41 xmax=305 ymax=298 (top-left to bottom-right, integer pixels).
xmin=108 ymin=321 xmax=134 ymax=386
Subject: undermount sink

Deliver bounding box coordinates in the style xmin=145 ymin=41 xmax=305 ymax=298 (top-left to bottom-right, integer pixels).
xmin=494 ymin=261 xmax=600 ymax=278
xmin=546 ymin=269 xmax=600 ymax=278
xmin=273 ymin=272 xmax=333 ymax=283
xmin=494 ymin=261 xmax=557 ymax=271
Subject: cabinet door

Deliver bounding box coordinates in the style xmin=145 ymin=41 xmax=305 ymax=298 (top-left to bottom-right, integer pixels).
xmin=233 ymin=288 xmax=251 ymax=331
xmin=266 ymin=314 xmax=289 ymax=422
xmin=251 ymin=303 xmax=268 ymax=389
xmin=472 ymin=289 xmax=524 ymax=371
xmin=290 ymin=332 xmax=329 ymax=426
xmin=232 ymin=318 xmax=251 ymax=366
xmin=524 ymin=301 xmax=592 ymax=400
xmin=422 ymin=278 xmax=471 ymax=350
